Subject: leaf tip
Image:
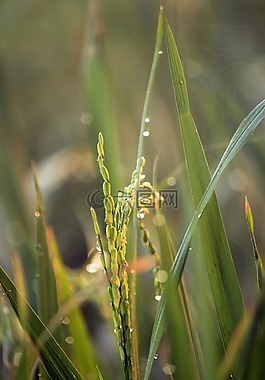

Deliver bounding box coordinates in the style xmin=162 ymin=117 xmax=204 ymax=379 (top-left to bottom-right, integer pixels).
xmin=244 ymin=195 xmax=250 ymax=214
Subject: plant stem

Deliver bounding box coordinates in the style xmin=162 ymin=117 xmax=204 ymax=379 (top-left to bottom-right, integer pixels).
xmin=131 ymin=7 xmax=165 ymax=379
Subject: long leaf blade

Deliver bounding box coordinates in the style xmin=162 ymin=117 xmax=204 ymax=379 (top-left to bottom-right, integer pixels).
xmin=33 ymin=168 xmax=60 ymax=333
xmin=144 ymin=15 xmax=265 ymax=379
xmin=47 ymin=228 xmax=98 ymax=378
xmin=165 ymin=14 xmax=245 ymax=349
xmin=0 ymin=267 xmax=83 ymax=380
xmin=156 ymin=212 xmax=203 ymax=380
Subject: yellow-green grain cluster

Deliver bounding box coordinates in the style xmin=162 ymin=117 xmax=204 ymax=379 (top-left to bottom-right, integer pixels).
xmin=136 ymin=183 xmax=163 ymax=299
xmin=90 ymin=133 xmax=164 ymax=379
xmin=90 ymin=133 xmax=144 ymax=380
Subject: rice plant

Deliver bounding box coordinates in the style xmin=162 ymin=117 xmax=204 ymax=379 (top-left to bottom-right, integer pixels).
xmin=0 ymin=6 xmax=265 ymax=380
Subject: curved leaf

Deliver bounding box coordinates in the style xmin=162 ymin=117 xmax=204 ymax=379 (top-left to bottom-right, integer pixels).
xmin=144 ymin=19 xmax=265 ymax=376
xmin=0 ymin=267 xmax=83 ymax=380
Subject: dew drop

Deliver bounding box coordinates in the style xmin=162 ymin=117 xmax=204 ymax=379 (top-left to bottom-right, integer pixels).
xmin=179 ymin=78 xmax=184 ymax=85
xmin=155 ymin=295 xmax=161 ymax=302
xmin=34 ymin=211 xmax=41 ymax=218
xmin=144 ymin=117 xmax=150 ymax=123
xmin=143 ymin=130 xmax=150 ymax=137
xmin=86 ymin=263 xmax=99 ymax=273
xmin=197 ymin=212 xmax=202 ymax=219
xmin=137 ymin=211 xmax=145 ymax=219
xmin=167 ymin=176 xmax=176 ymax=187
xmin=156 ymin=270 xmax=168 ymax=283
xmin=65 ymin=336 xmax=75 ymax=344
xmin=61 ymin=316 xmax=70 ymax=325
xmin=129 ymin=328 xmax=133 ymax=333
xmin=154 ymin=354 xmax=158 ymax=360
xmin=158 ymin=50 xmax=163 ymax=55
xmin=189 ymin=247 xmax=193 ymax=251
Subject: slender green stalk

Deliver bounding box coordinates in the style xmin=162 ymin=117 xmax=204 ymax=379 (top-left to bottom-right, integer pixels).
xmin=131 ymin=7 xmax=165 ymax=378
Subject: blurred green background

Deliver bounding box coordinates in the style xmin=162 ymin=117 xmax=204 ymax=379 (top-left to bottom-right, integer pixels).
xmin=0 ymin=0 xmax=265 ymax=377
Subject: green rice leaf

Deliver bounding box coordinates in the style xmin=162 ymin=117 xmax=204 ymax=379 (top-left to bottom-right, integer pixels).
xmin=83 ymin=2 xmax=121 ymax=192
xmin=165 ymin=14 xmax=245 ymax=349
xmin=0 ymin=266 xmax=83 ymax=380
xmin=96 ymin=365 xmax=105 ymax=380
xmin=156 ymin=211 xmax=203 ymax=380
xmin=145 ymin=98 xmax=265 ymax=380
xmin=47 ymin=228 xmax=98 ymax=378
xmin=33 ymin=167 xmax=63 ymax=379
xmin=33 ymin=168 xmax=61 ymax=344
xmin=144 ymin=14 xmax=265 ymax=379
xmin=131 ymin=7 xmax=165 ymax=378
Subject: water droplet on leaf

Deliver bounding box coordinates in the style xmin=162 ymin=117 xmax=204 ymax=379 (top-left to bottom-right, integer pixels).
xmin=86 ymin=263 xmax=98 ymax=273
xmin=61 ymin=316 xmax=70 ymax=325
xmin=65 ymin=336 xmax=75 ymax=344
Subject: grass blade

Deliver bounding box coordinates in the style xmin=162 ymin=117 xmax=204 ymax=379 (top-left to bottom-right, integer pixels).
xmin=131 ymin=7 xmax=165 ymax=378
xmin=0 ymin=267 xmax=83 ymax=380
xmin=33 ymin=168 xmax=61 ymax=343
xmin=144 ymin=14 xmax=265 ymax=379
xmin=47 ymin=228 xmax=98 ymax=378
xmin=156 ymin=211 xmax=202 ymax=380
xmin=145 ymin=98 xmax=265 ymax=380
xmin=165 ymin=14 xmax=244 ymax=350
xmin=83 ymin=1 xmax=121 ymax=192
xmin=33 ymin=167 xmax=63 ymax=379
